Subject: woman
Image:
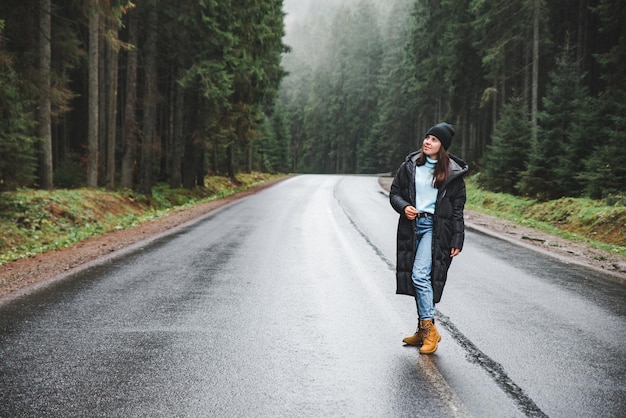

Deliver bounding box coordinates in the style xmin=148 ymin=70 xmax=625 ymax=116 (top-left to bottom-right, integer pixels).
xmin=389 ymin=122 xmax=468 ymax=354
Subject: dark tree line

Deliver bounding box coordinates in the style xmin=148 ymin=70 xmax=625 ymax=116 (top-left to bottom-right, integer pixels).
xmin=280 ymin=0 xmax=626 ymax=200
xmin=2 ymin=0 xmax=625 ymax=201
xmin=0 ymin=0 xmax=288 ymax=193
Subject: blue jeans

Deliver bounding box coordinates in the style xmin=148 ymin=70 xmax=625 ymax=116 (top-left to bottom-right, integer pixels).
xmin=412 ymin=216 xmax=434 ymax=320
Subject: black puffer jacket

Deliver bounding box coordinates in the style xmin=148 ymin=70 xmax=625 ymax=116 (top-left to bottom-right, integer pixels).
xmin=389 ymin=151 xmax=468 ymax=303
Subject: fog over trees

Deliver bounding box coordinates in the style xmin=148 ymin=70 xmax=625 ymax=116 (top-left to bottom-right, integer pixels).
xmin=279 ymin=0 xmax=626 ymax=200
xmin=0 ymin=1 xmax=624 ymax=202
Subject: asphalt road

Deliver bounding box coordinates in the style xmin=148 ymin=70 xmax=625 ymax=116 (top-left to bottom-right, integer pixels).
xmin=1 ymin=175 xmax=624 ymax=417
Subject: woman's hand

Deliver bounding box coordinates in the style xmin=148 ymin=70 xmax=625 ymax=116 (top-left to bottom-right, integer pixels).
xmin=450 ymin=248 xmax=461 ymax=257
xmin=404 ymin=205 xmax=418 ymax=220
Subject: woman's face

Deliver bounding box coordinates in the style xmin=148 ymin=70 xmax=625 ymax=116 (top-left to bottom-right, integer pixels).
xmin=423 ymin=135 xmax=442 ymax=159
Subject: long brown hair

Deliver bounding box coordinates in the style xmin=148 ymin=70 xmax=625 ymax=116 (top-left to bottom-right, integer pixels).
xmin=416 ymin=147 xmax=451 ymax=188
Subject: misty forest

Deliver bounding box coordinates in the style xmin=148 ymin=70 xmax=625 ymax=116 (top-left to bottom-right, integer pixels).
xmin=0 ymin=0 xmax=625 ymax=202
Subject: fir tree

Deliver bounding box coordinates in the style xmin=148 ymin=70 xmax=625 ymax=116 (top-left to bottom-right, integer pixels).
xmin=481 ymin=96 xmax=530 ymax=194
xmin=582 ymin=0 xmax=626 ymax=198
xmin=0 ymin=24 xmax=38 ymax=191
xmin=518 ymin=43 xmax=588 ymax=200
xmin=580 ymin=92 xmax=626 ymax=198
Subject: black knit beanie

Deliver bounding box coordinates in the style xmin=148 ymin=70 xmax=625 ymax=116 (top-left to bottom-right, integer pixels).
xmin=426 ymin=122 xmax=454 ymax=150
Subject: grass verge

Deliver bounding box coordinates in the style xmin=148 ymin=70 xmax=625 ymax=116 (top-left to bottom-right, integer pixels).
xmin=0 ymin=172 xmax=285 ymax=265
xmin=465 ymin=177 xmax=626 ymax=256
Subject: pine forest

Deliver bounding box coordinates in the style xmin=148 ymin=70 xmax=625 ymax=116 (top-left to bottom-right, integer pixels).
xmin=0 ymin=0 xmax=625 ymax=202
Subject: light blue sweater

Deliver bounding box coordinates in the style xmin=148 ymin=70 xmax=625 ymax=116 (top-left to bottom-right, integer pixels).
xmin=414 ymin=157 xmax=438 ymax=214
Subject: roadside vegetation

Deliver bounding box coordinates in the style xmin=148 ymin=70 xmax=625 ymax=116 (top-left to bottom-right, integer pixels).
xmin=465 ymin=177 xmax=626 ymax=257
xmin=0 ymin=173 xmax=284 ymax=265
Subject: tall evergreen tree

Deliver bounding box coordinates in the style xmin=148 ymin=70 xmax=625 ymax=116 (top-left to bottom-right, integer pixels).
xmin=103 ymin=3 xmax=125 ymax=189
xmin=481 ymin=96 xmax=530 ymax=194
xmin=226 ymin=0 xmax=287 ymax=179
xmin=38 ymin=0 xmax=53 ymax=189
xmin=409 ymin=0 xmax=453 ymax=128
xmin=581 ymin=0 xmax=626 ymax=198
xmin=86 ymin=0 xmax=100 ymax=188
xmin=346 ymin=0 xmax=382 ymax=173
xmin=0 ymin=20 xmax=38 ymax=191
xmin=301 ymin=71 xmax=333 ymax=173
xmin=325 ymin=6 xmax=353 ymax=173
xmin=580 ymin=95 xmax=625 ymax=198
xmin=138 ymin=0 xmax=158 ymax=194
xmin=363 ymin=0 xmax=415 ymax=173
xmin=443 ymin=0 xmax=484 ymax=161
xmin=518 ymin=43 xmax=589 ymax=199
xmin=254 ymin=106 xmax=290 ymax=174
xmin=470 ymin=0 xmax=530 ymax=132
xmin=120 ymin=4 xmax=138 ymax=189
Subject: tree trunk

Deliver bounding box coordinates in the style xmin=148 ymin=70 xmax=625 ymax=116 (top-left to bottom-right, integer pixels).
xmin=182 ymin=133 xmax=196 ymax=189
xmin=38 ymin=0 xmax=53 ymax=189
xmin=491 ymin=82 xmax=497 ymax=136
xmin=106 ymin=22 xmax=119 ymax=189
xmin=98 ymin=21 xmax=106 ymax=186
xmin=523 ymin=41 xmax=530 ymax=112
xmin=196 ymin=148 xmax=205 ymax=187
xmin=120 ymin=5 xmax=138 ymax=189
xmin=169 ymin=69 xmax=184 ymax=188
xmin=227 ymin=143 xmax=236 ymax=182
xmin=247 ymin=143 xmax=252 ymax=173
xmin=211 ymin=138 xmax=218 ymax=174
xmin=531 ymin=0 xmax=539 ymax=144
xmin=139 ymin=0 xmax=158 ymax=195
xmin=576 ymin=0 xmax=587 ymax=71
xmin=87 ymin=0 xmax=99 ymax=188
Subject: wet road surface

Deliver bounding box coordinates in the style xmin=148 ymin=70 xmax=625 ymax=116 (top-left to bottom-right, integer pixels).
xmin=1 ymin=175 xmax=625 ymax=417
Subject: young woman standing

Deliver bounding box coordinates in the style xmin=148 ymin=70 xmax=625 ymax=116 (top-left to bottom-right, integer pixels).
xmin=389 ymin=122 xmax=469 ymax=354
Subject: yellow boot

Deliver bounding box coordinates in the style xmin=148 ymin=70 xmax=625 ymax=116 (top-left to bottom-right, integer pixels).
xmin=402 ymin=327 xmax=427 ymax=346
xmin=418 ymin=319 xmax=441 ymax=354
